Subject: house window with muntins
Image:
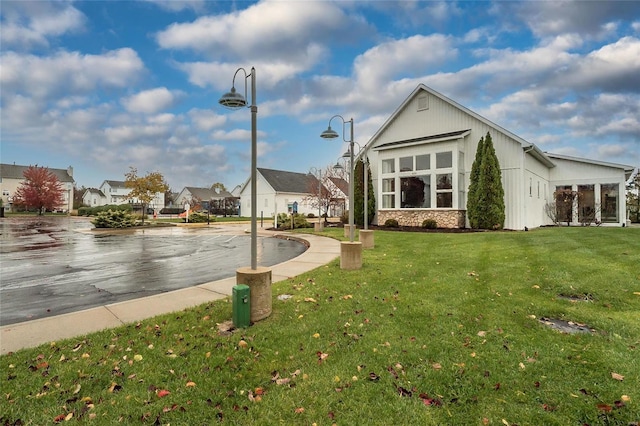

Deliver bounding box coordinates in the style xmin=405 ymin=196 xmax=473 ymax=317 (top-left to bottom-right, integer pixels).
xmin=555 ymin=183 xmax=620 ymax=224
xmin=380 ymin=149 xmax=460 ymax=210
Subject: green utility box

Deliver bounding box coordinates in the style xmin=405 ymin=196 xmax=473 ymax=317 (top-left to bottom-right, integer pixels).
xmin=232 ymin=284 xmax=251 ymax=328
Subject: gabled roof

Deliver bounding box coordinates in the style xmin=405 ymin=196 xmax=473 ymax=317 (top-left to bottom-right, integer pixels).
xmin=359 ymin=84 xmax=555 ymax=167
xmin=0 ymin=163 xmax=75 ymax=183
xmin=545 ymin=153 xmax=634 ymax=172
xmin=258 ymin=168 xmax=316 ymax=194
xmin=83 ymin=188 xmax=105 ymax=197
xmin=328 ymin=177 xmax=348 ymax=195
xmin=183 ymin=187 xmax=235 ymax=200
xmin=103 ymin=180 xmax=126 ymax=188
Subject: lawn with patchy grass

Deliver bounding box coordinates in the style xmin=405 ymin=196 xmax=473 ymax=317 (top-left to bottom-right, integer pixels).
xmin=2 ymin=227 xmax=639 ymax=425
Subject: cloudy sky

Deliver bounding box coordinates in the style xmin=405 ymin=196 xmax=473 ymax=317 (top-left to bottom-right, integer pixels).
xmin=1 ymin=0 xmax=639 ymax=192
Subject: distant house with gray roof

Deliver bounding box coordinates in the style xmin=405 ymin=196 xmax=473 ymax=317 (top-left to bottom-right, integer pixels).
xmin=238 ymin=168 xmax=330 ymax=218
xmin=82 ymin=179 xmax=165 ymax=211
xmin=0 ymin=163 xmax=75 ymax=213
xmin=175 ymin=186 xmax=238 ymax=214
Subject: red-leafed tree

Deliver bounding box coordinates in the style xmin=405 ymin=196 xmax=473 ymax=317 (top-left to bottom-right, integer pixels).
xmin=13 ymin=166 xmax=65 ymax=215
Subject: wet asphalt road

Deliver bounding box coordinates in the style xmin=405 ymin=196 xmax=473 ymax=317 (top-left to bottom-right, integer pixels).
xmin=0 ymin=217 xmax=306 ymax=325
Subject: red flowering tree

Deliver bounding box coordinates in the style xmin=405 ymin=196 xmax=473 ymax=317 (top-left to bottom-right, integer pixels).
xmin=13 ymin=166 xmax=65 ymax=215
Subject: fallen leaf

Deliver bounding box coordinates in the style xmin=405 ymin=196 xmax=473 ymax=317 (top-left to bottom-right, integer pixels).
xmin=238 ymin=340 xmax=248 ymax=348
xmin=397 ymin=386 xmax=412 ymax=397
xmin=477 ymin=331 xmax=487 ymax=337
xmin=611 ymin=372 xmax=624 ymax=381
xmin=295 ymin=407 xmax=305 ymax=414
xmin=482 ymin=418 xmax=489 ymax=425
xmin=312 ymin=333 xmax=320 ymax=338
xmin=157 ymin=389 xmax=171 ymax=398
xmin=186 ymin=381 xmax=196 ymax=387
xmin=597 ymin=403 xmax=612 ymax=412
xmin=275 ymin=378 xmax=291 ymax=385
xmin=621 ymin=395 xmax=631 ymax=402
xmin=304 ymin=298 xmax=317 ymax=303
xmin=431 ymin=363 xmax=442 ymax=370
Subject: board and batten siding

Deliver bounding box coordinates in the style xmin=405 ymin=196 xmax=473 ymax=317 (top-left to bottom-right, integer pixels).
xmin=370 ymin=89 xmax=531 ymax=229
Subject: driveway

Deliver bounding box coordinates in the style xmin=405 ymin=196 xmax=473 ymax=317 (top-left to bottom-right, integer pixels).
xmin=0 ymin=217 xmax=307 ymax=325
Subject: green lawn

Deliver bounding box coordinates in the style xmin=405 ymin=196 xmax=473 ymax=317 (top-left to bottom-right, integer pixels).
xmin=2 ymin=227 xmax=639 ymax=425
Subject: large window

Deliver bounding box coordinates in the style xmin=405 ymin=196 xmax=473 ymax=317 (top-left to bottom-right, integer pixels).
xmin=401 ymin=176 xmax=430 ymax=208
xmin=601 ymin=184 xmax=618 ymax=222
xmin=380 ymin=150 xmax=458 ymax=209
xmin=578 ymin=184 xmax=595 ymax=223
xmin=436 ymin=173 xmax=453 ymax=208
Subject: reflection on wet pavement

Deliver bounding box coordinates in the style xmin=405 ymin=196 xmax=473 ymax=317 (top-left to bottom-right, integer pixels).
xmin=0 ymin=217 xmax=306 ymax=325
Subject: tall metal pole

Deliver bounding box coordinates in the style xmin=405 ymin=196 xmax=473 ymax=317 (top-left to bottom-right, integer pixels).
xmin=348 ymin=118 xmax=355 ymax=242
xmin=318 ymin=168 xmax=322 ymax=220
xmin=250 ymin=67 xmax=257 ymax=270
xmin=364 ymin=157 xmax=368 ymax=230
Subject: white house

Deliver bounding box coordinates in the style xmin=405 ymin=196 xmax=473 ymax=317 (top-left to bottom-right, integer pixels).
xmin=82 ymin=180 xmax=165 ymax=211
xmin=238 ymin=168 xmax=326 ymax=218
xmin=0 ymin=163 xmax=75 ymax=213
xmin=361 ymin=84 xmax=633 ymax=230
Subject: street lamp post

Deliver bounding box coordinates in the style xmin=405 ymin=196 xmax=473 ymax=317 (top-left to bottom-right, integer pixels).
xmin=321 ymin=116 xmax=362 ymax=269
xmin=321 ymin=116 xmax=355 ymax=242
xmin=219 ymin=67 xmax=258 ymax=270
xmin=219 ymin=67 xmax=272 ymax=323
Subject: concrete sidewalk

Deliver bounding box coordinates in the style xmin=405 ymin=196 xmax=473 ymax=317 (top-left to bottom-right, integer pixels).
xmin=0 ymin=231 xmax=340 ymax=355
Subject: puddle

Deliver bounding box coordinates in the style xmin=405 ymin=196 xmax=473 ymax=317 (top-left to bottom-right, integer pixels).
xmin=539 ymin=317 xmax=594 ymax=334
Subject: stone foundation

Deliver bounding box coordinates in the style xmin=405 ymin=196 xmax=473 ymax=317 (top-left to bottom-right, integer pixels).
xmin=377 ymin=210 xmax=466 ymax=229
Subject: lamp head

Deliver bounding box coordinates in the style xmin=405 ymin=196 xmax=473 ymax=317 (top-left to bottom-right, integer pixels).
xmin=320 ymin=125 xmax=339 ymax=139
xmin=333 ymin=161 xmax=344 ymax=171
xmin=218 ymin=87 xmax=247 ymax=109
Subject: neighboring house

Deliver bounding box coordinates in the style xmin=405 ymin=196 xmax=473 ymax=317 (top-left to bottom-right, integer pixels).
xmin=361 ymin=84 xmax=633 ymax=229
xmin=175 ymin=187 xmax=238 ymax=214
xmin=82 ymin=188 xmax=105 ymax=206
xmin=238 ymin=168 xmax=324 ymax=218
xmin=82 ymin=180 xmax=165 ymax=211
xmin=0 ymin=163 xmax=75 ymax=213
xmin=325 ymin=176 xmax=348 ymax=217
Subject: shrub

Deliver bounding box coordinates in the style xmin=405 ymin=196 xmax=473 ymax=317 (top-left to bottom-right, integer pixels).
xmin=340 ymin=211 xmax=349 ymax=224
xmin=422 ymin=219 xmax=437 ymax=229
xmin=277 ymin=213 xmax=312 ymax=229
xmin=91 ymin=209 xmax=137 ymax=228
xmin=79 ymin=204 xmax=133 ymax=217
xmin=184 ymin=212 xmax=210 ymax=223
xmin=384 ymin=218 xmax=399 ymax=228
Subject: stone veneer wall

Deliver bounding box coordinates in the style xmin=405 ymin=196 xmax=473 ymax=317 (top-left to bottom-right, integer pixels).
xmin=377 ymin=210 xmax=466 ymax=229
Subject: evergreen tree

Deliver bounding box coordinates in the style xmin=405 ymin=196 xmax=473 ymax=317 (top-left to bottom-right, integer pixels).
xmin=467 ymin=135 xmax=485 ymax=228
xmin=353 ymin=158 xmax=375 ymax=226
xmin=476 ymin=132 xmax=505 ymax=229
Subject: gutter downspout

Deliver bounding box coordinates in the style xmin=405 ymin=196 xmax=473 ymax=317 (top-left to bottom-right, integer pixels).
xmin=522 ymin=146 xmax=535 ymax=230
